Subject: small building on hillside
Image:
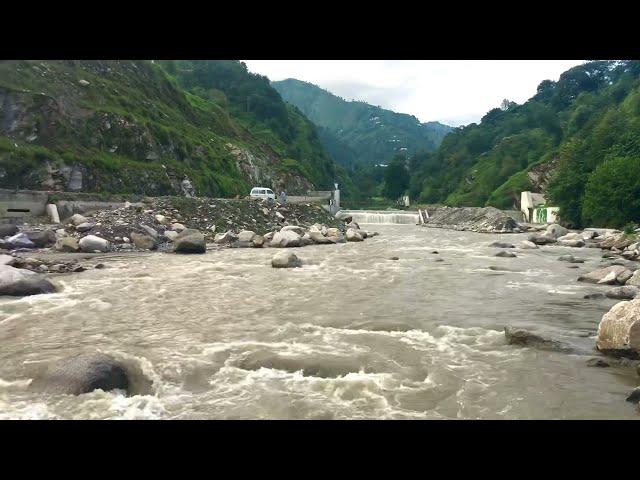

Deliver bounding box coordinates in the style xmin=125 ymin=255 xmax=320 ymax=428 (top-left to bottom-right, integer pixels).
xmin=520 ymin=191 xmax=559 ymax=224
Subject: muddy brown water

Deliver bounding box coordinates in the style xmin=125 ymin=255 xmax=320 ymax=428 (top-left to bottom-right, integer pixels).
xmin=0 ymin=225 xmax=638 ymax=419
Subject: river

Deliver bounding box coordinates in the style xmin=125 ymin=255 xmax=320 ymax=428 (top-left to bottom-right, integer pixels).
xmin=0 ymin=224 xmax=638 ymax=419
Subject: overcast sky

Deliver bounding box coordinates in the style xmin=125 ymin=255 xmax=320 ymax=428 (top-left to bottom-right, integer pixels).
xmin=242 ymin=60 xmax=584 ymax=127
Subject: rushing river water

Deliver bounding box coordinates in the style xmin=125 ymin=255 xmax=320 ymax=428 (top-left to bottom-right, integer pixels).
xmin=1 ymin=225 xmax=638 ymax=419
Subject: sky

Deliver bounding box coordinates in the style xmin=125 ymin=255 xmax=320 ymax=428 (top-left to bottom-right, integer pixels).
xmin=242 ymin=60 xmax=585 ymax=127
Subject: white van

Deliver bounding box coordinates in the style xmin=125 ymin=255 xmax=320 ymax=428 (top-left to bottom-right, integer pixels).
xmin=250 ymin=187 xmax=276 ymax=200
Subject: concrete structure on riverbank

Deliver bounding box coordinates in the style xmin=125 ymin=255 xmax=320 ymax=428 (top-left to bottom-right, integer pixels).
xmin=521 ymin=191 xmax=559 ymax=224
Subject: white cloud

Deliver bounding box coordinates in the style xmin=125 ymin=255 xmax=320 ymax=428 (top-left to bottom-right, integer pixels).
xmin=242 ymin=60 xmax=584 ymax=126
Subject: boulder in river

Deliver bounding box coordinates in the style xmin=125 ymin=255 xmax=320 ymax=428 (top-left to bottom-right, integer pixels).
xmin=270 ymin=230 xmax=301 ymax=248
xmin=131 ymin=232 xmax=157 ymax=250
xmin=489 ymin=242 xmax=515 ymax=248
xmin=504 ymin=325 xmax=573 ymax=352
xmin=578 ymin=266 xmax=631 ymax=285
xmin=605 ymin=286 xmax=640 ymax=300
xmin=596 ymin=298 xmax=640 ymax=358
xmin=78 ymin=235 xmax=110 ymax=253
xmin=346 ymin=228 xmax=363 ymax=242
xmin=29 ymin=352 xmax=130 ymax=396
xmin=0 ymin=264 xmax=56 ymax=296
xmin=627 ymin=387 xmax=640 ymax=403
xmin=495 ymin=251 xmax=517 ymax=258
xmin=528 ymin=233 xmax=557 ymax=245
xmin=173 ymin=229 xmax=206 ymax=254
xmin=55 ymin=237 xmax=80 ymax=253
xmin=546 ymin=224 xmax=568 ymax=239
xmin=519 ymin=241 xmax=538 ymax=249
xmin=558 ymin=254 xmax=584 ymax=263
xmin=271 ymin=251 xmax=302 ymax=268
xmin=558 ymin=239 xmax=585 ymax=248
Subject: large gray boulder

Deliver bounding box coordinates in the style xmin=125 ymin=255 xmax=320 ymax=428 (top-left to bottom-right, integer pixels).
xmin=519 ymin=240 xmax=538 ymax=249
xmin=596 ymin=298 xmax=640 ymax=358
xmin=270 ymin=230 xmax=301 ymax=248
xmin=173 ymin=229 xmax=206 ymax=253
xmin=75 ymin=222 xmax=94 ymax=233
xmin=271 ymin=251 xmax=302 ymax=268
xmin=79 ymin=235 xmax=110 ymax=253
xmin=29 ymin=352 xmax=130 ymax=395
xmin=55 ymin=237 xmax=80 ymax=253
xmin=578 ymin=266 xmax=631 ymax=285
xmin=546 ymin=224 xmax=568 ymax=239
xmin=605 ymin=286 xmax=640 ymax=300
xmin=0 ymin=265 xmax=56 ymax=296
xmin=280 ymin=225 xmax=306 ymax=236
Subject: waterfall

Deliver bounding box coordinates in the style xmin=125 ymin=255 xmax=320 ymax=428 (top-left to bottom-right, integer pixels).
xmin=341 ymin=210 xmax=419 ymax=225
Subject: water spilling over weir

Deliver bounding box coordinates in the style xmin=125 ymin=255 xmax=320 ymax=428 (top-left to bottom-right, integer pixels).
xmin=340 ymin=210 xmax=419 ymax=225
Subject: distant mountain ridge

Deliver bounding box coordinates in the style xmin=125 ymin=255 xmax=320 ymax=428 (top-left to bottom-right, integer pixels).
xmin=271 ymin=78 xmax=453 ymax=167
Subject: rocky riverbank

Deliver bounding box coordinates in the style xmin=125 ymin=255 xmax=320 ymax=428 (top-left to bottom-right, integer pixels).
xmin=421 ymin=206 xmax=522 ymax=233
xmin=0 ymin=196 xmax=378 ymax=296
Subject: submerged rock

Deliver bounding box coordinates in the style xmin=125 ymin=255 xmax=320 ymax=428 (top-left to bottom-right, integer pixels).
xmin=558 ymin=254 xmax=584 ymax=263
xmin=29 ymin=352 xmax=130 ymax=396
xmin=271 ymin=251 xmax=302 ymax=268
xmin=489 ymin=242 xmax=515 ymax=248
xmin=0 ymin=265 xmax=56 ymax=296
xmin=495 ymin=251 xmax=517 ymax=258
xmin=586 ymin=358 xmax=610 ymax=368
xmin=596 ymin=299 xmax=640 ymax=358
xmin=504 ymin=325 xmax=573 ymax=352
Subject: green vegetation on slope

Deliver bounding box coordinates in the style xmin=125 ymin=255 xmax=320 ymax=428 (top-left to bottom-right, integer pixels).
xmin=271 ymin=78 xmax=453 ymax=168
xmin=0 ymin=60 xmax=341 ymax=197
xmin=409 ymin=60 xmax=640 ymax=228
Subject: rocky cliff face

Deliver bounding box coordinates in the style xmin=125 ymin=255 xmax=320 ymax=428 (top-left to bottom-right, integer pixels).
xmin=0 ymin=61 xmax=329 ymax=197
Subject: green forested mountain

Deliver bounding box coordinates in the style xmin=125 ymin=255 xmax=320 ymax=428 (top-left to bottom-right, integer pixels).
xmin=271 ymin=78 xmax=453 ymax=168
xmin=0 ymin=60 xmax=346 ymax=197
xmin=409 ymin=60 xmax=640 ymax=228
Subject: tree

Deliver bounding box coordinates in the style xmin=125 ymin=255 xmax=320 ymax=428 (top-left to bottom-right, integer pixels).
xmin=581 ymin=157 xmax=640 ymax=228
xmin=382 ymin=155 xmax=410 ymax=200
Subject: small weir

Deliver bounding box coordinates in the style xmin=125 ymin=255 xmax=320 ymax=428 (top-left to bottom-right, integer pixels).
xmin=340 ymin=210 xmax=420 ymax=224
